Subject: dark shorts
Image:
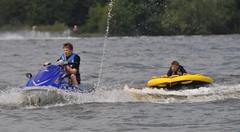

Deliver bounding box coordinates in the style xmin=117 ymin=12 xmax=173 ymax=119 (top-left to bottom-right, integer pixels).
xmin=77 ymin=76 xmax=81 ymax=84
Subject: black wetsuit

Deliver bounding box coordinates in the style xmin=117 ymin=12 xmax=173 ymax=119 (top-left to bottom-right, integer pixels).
xmin=167 ymin=65 xmax=187 ymax=76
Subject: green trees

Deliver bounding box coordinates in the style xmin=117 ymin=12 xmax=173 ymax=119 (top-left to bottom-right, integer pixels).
xmin=0 ymin=0 xmax=239 ymax=35
xmin=81 ymin=3 xmax=108 ymax=34
xmin=110 ymin=0 xmax=240 ymax=35
xmin=110 ymin=0 xmax=167 ymax=36
xmin=0 ymin=0 xmax=27 ymax=28
xmin=24 ymin=0 xmax=93 ymax=26
xmin=0 ymin=0 xmax=99 ymax=30
xmin=161 ymin=0 xmax=237 ymax=35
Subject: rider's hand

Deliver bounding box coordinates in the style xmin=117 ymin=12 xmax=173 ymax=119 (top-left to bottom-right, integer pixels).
xmin=56 ymin=60 xmax=64 ymax=65
xmin=57 ymin=60 xmax=68 ymax=65
xmin=43 ymin=61 xmax=51 ymax=67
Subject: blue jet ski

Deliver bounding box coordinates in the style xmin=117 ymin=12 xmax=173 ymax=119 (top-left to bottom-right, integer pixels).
xmin=23 ymin=63 xmax=94 ymax=93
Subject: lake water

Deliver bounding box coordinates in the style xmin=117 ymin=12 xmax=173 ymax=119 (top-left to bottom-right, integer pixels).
xmin=0 ymin=32 xmax=240 ymax=132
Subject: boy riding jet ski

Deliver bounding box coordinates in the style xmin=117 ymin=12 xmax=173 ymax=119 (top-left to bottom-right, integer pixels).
xmin=24 ymin=43 xmax=93 ymax=93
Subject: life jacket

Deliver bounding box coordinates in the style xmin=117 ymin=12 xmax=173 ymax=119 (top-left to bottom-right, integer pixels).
xmin=174 ymin=68 xmax=183 ymax=75
xmin=59 ymin=53 xmax=81 ymax=84
xmin=60 ymin=53 xmax=77 ymax=63
xmin=167 ymin=65 xmax=187 ymax=76
xmin=173 ymin=65 xmax=185 ymax=75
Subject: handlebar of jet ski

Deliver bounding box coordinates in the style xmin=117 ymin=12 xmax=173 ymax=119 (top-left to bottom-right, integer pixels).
xmin=56 ymin=60 xmax=77 ymax=66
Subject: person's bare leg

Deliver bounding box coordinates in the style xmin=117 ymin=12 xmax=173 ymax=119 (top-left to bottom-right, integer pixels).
xmin=70 ymin=74 xmax=78 ymax=86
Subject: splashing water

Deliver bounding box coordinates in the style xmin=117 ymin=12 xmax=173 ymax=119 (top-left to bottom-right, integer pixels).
xmin=124 ymin=84 xmax=240 ymax=103
xmin=0 ymin=86 xmax=133 ymax=108
xmin=96 ymin=0 xmax=115 ymax=89
xmin=0 ymin=30 xmax=74 ymax=40
xmin=0 ymin=84 xmax=240 ymax=108
xmin=0 ymin=88 xmax=23 ymax=106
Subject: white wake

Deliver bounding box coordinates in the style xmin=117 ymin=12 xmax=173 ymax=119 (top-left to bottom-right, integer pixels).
xmin=0 ymin=84 xmax=240 ymax=108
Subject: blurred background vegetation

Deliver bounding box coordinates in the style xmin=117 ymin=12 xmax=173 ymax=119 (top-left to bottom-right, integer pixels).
xmin=0 ymin=0 xmax=239 ymax=36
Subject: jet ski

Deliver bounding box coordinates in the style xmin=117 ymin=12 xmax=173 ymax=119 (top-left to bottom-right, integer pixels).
xmin=21 ymin=62 xmax=94 ymax=105
xmin=23 ymin=63 xmax=94 ymax=93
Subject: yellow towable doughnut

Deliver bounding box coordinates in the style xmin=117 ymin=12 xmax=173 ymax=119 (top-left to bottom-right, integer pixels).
xmin=147 ymin=74 xmax=214 ymax=88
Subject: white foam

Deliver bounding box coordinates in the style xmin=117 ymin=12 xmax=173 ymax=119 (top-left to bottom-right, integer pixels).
xmin=0 ymin=88 xmax=23 ymax=105
xmin=0 ymin=84 xmax=240 ymax=108
xmin=0 ymin=33 xmax=25 ymax=40
xmin=0 ymin=86 xmax=133 ymax=108
xmin=0 ymin=31 xmax=79 ymax=40
xmin=124 ymin=84 xmax=240 ymax=103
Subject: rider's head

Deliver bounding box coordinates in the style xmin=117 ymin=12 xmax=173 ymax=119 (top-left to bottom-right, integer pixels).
xmin=171 ymin=61 xmax=180 ymax=72
xmin=63 ymin=43 xmax=73 ymax=57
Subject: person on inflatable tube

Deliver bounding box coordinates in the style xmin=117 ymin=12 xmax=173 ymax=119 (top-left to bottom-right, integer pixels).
xmin=167 ymin=61 xmax=187 ymax=76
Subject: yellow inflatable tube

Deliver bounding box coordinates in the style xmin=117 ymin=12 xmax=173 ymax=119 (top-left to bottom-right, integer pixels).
xmin=147 ymin=74 xmax=214 ymax=87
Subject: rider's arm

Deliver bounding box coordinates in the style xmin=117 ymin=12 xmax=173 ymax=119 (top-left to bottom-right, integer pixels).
xmin=180 ymin=66 xmax=187 ymax=73
xmin=66 ymin=55 xmax=80 ymax=74
xmin=65 ymin=66 xmax=77 ymax=74
xmin=167 ymin=68 xmax=172 ymax=76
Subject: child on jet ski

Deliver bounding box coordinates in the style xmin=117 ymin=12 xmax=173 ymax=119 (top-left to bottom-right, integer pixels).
xmin=57 ymin=43 xmax=81 ymax=86
xmin=167 ymin=61 xmax=187 ymax=76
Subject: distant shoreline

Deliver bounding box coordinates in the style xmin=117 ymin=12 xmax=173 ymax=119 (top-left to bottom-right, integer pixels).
xmin=0 ymin=29 xmax=239 ymax=38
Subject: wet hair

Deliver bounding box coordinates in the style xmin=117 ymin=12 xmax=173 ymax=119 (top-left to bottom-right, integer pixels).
xmin=63 ymin=43 xmax=73 ymax=50
xmin=171 ymin=61 xmax=179 ymax=66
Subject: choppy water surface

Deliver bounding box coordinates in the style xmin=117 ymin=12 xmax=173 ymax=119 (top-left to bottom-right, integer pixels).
xmin=0 ymin=33 xmax=240 ymax=131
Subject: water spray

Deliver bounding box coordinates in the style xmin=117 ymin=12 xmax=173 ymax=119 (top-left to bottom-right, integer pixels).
xmin=96 ymin=0 xmax=115 ymax=89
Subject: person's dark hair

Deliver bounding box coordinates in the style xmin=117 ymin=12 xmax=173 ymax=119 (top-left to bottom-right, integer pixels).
xmin=171 ymin=61 xmax=179 ymax=66
xmin=63 ymin=43 xmax=73 ymax=50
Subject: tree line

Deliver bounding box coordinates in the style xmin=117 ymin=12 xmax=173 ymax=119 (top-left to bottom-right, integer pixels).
xmin=0 ymin=0 xmax=240 ymax=35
